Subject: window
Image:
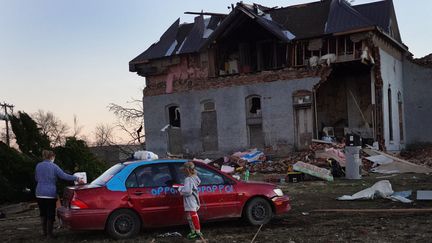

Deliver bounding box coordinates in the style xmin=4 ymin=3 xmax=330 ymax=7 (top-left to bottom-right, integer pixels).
xmin=246 ymin=95 xmax=262 ymax=116
xmin=168 ymin=105 xmax=181 ymax=128
xmin=173 ymin=164 xmax=225 ymax=186
xmin=196 ymin=166 xmax=225 ymax=185
xmin=398 ymin=92 xmax=404 ymax=141
xmin=388 ymin=88 xmax=393 ymax=141
xmin=295 ymin=42 xmax=305 ymax=66
xmin=91 ymin=163 xmax=125 ymax=186
xmin=250 ymin=97 xmax=261 ymax=114
xmin=126 ymin=164 xmax=173 ymax=188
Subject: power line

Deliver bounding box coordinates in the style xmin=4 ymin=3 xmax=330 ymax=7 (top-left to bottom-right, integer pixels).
xmin=0 ymin=102 xmax=14 ymax=146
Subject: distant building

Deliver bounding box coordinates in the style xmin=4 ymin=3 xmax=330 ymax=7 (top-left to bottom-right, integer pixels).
xmin=90 ymin=145 xmax=144 ymax=166
xmin=130 ymin=0 xmax=431 ymax=157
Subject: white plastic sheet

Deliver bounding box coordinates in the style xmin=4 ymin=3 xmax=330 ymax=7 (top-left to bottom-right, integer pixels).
xmin=338 ymin=180 xmax=393 ymax=200
xmin=338 ymin=180 xmax=412 ymax=203
xmin=133 ymin=150 xmax=159 ymax=161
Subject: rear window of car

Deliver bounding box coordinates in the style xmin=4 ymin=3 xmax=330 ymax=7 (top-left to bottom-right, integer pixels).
xmin=91 ymin=163 xmax=125 ymax=186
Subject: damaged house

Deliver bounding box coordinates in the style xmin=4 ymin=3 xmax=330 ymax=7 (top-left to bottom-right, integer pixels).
xmin=130 ymin=0 xmax=415 ymax=157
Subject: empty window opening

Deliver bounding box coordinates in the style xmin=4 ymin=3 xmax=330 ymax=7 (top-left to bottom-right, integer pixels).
xmin=398 ymin=92 xmax=404 ymax=141
xmin=168 ymin=106 xmax=181 ymax=128
xmin=249 ymin=97 xmax=261 ymax=114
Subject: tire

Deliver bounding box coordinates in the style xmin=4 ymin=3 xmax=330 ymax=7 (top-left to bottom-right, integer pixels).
xmin=244 ymin=197 xmax=273 ymax=225
xmin=106 ymin=209 xmax=141 ymax=239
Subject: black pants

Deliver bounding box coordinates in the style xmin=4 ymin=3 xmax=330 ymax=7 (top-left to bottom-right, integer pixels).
xmin=37 ymin=198 xmax=57 ymax=221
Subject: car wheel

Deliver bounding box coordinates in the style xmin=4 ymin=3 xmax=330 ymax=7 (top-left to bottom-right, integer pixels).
xmin=106 ymin=209 xmax=141 ymax=239
xmin=244 ymin=197 xmax=273 ymax=225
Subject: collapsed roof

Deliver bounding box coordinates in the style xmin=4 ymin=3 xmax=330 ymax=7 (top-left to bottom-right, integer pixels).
xmin=130 ymin=0 xmax=401 ymax=68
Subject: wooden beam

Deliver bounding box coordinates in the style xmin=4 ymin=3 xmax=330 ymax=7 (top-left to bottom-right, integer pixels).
xmin=184 ymin=11 xmax=227 ymax=17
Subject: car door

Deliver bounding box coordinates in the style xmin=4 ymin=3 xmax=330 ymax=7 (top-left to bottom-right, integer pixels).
xmin=172 ymin=163 xmax=241 ymax=222
xmin=126 ymin=163 xmax=180 ymax=227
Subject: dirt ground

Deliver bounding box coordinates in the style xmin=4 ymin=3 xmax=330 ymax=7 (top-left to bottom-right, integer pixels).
xmin=1 ymin=172 xmax=432 ymax=243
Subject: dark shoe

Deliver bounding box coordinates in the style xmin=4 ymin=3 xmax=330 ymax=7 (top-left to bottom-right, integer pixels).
xmin=47 ymin=220 xmax=56 ymax=239
xmin=40 ymin=217 xmax=47 ymax=236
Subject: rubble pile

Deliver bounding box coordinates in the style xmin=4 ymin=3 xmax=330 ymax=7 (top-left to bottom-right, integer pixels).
xmin=250 ymin=141 xmax=346 ymax=174
xmin=198 ymin=141 xmax=432 ymax=182
xmin=399 ymin=144 xmax=432 ymax=167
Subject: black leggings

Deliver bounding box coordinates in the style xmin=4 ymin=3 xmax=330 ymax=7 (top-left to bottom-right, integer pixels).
xmin=37 ymin=198 xmax=57 ymax=221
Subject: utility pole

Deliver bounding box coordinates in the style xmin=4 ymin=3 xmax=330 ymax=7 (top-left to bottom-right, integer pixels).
xmin=0 ymin=102 xmax=14 ymax=146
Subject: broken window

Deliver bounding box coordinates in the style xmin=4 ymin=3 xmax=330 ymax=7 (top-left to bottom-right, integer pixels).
xmin=239 ymin=43 xmax=252 ymax=73
xmin=257 ymin=41 xmax=275 ymax=70
xmin=346 ymin=38 xmax=354 ymax=55
xmin=337 ymin=36 xmax=354 ymax=56
xmin=168 ymin=105 xmax=181 ymax=128
xmin=246 ymin=95 xmax=264 ymax=148
xmin=247 ymin=96 xmax=262 ymax=115
xmin=328 ymin=38 xmax=337 ymax=54
xmin=276 ymin=42 xmax=288 ymax=68
xmin=217 ymin=45 xmax=239 ymax=75
xmin=322 ymin=39 xmax=329 ymax=55
xmin=388 ymin=88 xmax=393 ymax=141
xmin=295 ymin=42 xmax=305 ymax=66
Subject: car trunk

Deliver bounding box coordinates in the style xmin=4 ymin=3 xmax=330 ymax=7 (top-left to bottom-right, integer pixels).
xmin=61 ymin=184 xmax=103 ymax=208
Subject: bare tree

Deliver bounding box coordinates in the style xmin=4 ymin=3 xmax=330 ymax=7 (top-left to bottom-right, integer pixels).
xmin=108 ymin=99 xmax=144 ymax=145
xmin=72 ymin=114 xmax=84 ymax=138
xmin=33 ymin=110 xmax=70 ymax=147
xmin=94 ymin=123 xmax=115 ymax=146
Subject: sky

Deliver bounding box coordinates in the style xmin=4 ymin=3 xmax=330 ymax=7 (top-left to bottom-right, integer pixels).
xmin=0 ymin=0 xmax=431 ymax=144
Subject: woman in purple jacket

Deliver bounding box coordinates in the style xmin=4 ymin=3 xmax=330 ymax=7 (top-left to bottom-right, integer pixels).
xmin=35 ymin=150 xmax=83 ymax=238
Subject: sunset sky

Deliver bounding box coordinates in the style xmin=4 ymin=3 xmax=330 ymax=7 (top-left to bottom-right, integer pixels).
xmin=1 ymin=0 xmax=430 ymax=144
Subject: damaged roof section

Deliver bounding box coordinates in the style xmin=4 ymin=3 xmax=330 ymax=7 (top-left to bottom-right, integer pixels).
xmin=202 ymin=2 xmax=297 ymax=47
xmin=129 ymin=15 xmax=224 ymax=67
xmin=130 ymin=0 xmax=402 ymax=67
xmin=325 ymin=0 xmax=374 ymax=34
xmin=267 ymin=0 xmax=332 ymax=39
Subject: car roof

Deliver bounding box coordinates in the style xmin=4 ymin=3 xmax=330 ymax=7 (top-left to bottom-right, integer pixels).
xmin=122 ymin=159 xmax=188 ymax=166
xmin=106 ymin=159 xmax=188 ymax=192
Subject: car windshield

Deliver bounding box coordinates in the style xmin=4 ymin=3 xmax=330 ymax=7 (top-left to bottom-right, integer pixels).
xmin=91 ymin=163 xmax=125 ymax=186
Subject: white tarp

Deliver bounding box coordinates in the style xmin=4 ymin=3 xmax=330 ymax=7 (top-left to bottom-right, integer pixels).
xmin=338 ymin=180 xmax=393 ymax=200
xmin=338 ymin=180 xmax=412 ymax=203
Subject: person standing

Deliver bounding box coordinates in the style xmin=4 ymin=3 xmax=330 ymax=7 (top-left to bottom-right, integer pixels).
xmin=35 ymin=150 xmax=83 ymax=238
xmin=178 ymin=161 xmax=203 ymax=240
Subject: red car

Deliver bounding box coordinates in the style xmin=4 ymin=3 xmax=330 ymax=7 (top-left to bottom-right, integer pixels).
xmin=57 ymin=159 xmax=290 ymax=239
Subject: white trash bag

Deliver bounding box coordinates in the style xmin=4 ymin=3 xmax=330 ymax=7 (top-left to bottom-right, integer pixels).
xmin=133 ymin=150 xmax=159 ymax=161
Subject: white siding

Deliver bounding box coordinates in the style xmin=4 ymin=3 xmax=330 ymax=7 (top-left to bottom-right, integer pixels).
xmin=379 ymin=49 xmax=405 ymax=151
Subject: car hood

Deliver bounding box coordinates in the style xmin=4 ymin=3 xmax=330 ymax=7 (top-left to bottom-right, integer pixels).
xmin=241 ymin=180 xmax=276 ymax=187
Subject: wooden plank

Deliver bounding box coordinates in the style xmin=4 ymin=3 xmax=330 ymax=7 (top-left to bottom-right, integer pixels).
xmin=372 ymin=149 xmax=432 ymax=170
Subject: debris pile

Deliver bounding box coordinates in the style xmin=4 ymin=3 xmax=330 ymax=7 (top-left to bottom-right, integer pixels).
xmin=249 ymin=140 xmax=347 ymax=174
xmin=197 ymin=141 xmax=432 ymax=182
xmin=399 ymin=144 xmax=432 ymax=167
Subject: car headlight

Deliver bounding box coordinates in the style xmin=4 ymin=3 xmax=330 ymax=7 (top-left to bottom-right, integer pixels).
xmin=273 ymin=188 xmax=284 ymax=197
